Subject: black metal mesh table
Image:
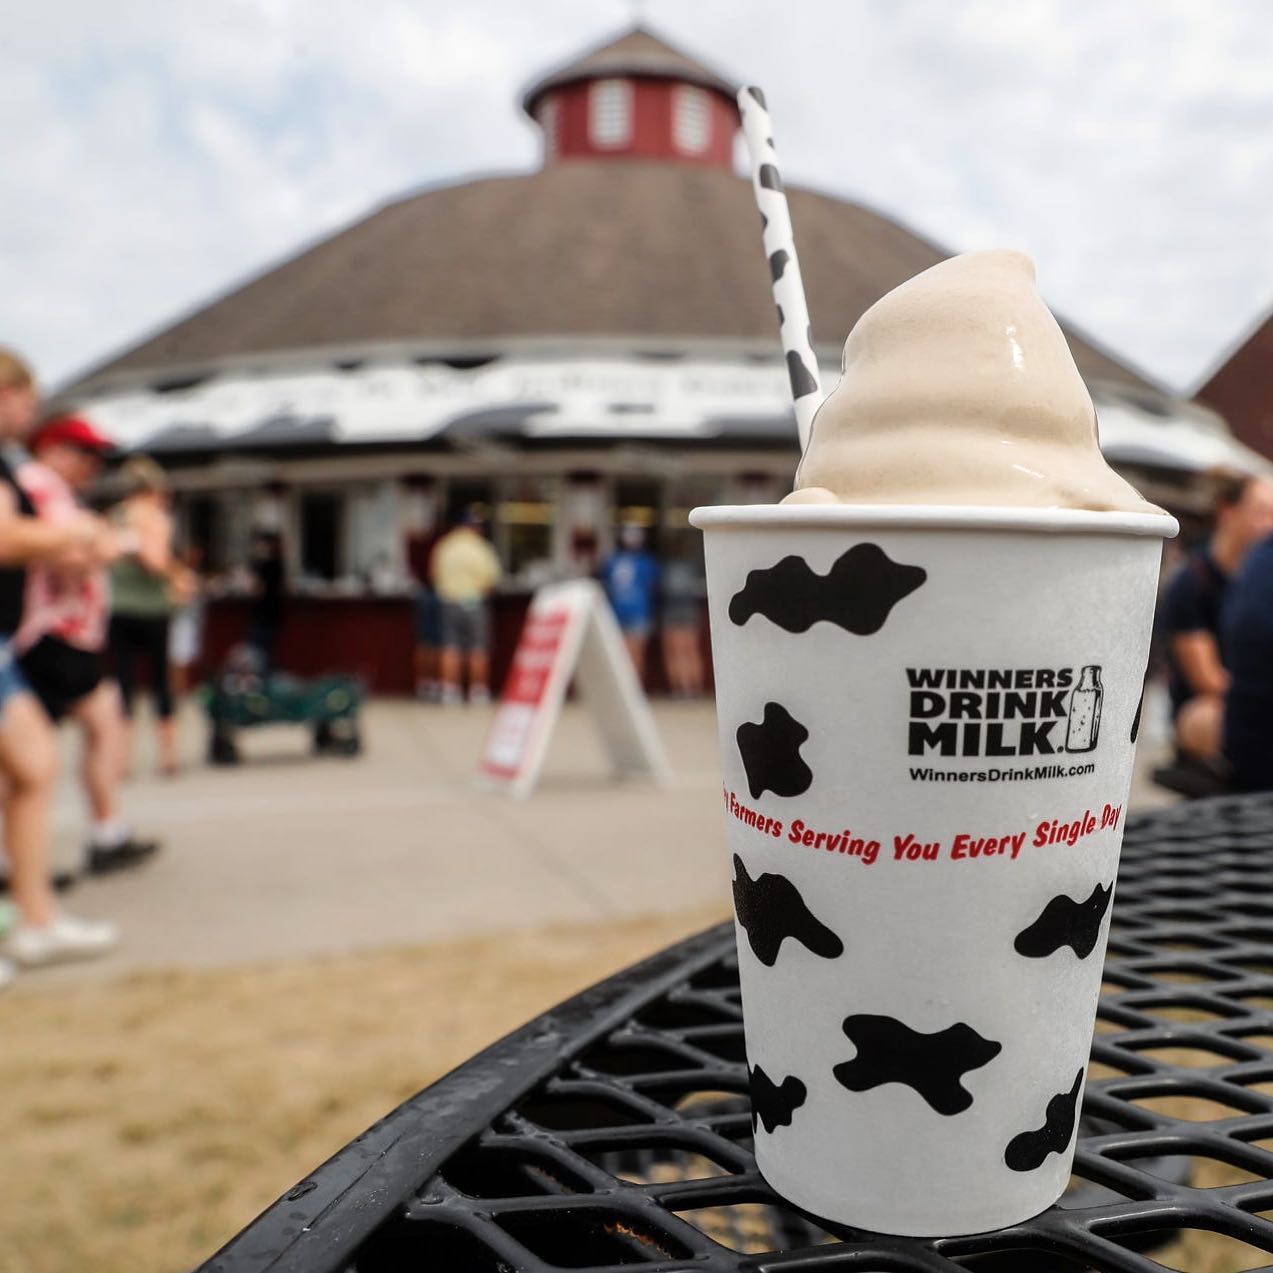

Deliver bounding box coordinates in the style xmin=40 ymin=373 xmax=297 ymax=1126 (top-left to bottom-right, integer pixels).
xmin=202 ymin=792 xmax=1273 ymax=1272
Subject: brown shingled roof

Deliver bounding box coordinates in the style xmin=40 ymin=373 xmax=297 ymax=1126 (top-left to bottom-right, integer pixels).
xmin=522 ymin=24 xmax=736 ymax=118
xmin=71 ymin=162 xmax=1156 ymax=396
xmin=1195 ymin=313 xmax=1273 ymax=460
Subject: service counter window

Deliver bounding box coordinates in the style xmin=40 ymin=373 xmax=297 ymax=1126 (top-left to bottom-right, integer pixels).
xmin=346 ymin=481 xmax=405 ymax=593
xmin=661 ymin=473 xmax=723 ymax=542
xmin=299 ymin=489 xmax=344 ymax=586
xmin=212 ymin=490 xmax=255 ymax=583
xmin=175 ymin=493 xmax=217 ymax=567
xmin=613 ymin=479 xmax=661 ymax=555
xmin=496 ymin=476 xmax=558 ymax=588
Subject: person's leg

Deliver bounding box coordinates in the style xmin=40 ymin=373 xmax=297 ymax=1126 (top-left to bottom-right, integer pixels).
xmin=0 ymin=690 xmax=58 ymax=928
xmin=108 ymin=614 xmax=139 ymax=779
xmin=1176 ymin=694 xmax=1224 ymax=763
xmin=676 ymin=627 xmax=700 ymax=695
xmin=468 ymin=653 xmax=490 ymax=703
xmin=624 ymin=630 xmax=649 ymax=681
xmin=676 ymin=626 xmax=699 ymax=695
xmin=671 ymin=624 xmax=704 ymax=697
xmin=146 ymin=617 xmax=179 ymax=774
xmin=438 ymin=650 xmax=461 ymax=702
xmin=168 ymin=613 xmax=193 ymax=703
xmin=414 ymin=591 xmax=442 ymax=700
xmin=684 ymin=625 xmax=705 ymax=697
xmin=437 ymin=604 xmax=463 ymax=704
xmin=466 ymin=606 xmax=491 ymax=703
xmin=661 ymin=628 xmax=680 ymax=694
xmin=71 ymin=681 xmax=159 ymax=872
xmin=71 ymin=682 xmax=124 ymax=828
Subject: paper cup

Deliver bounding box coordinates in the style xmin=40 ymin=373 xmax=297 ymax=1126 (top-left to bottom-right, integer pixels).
xmin=689 ymin=502 xmax=1177 ymax=1236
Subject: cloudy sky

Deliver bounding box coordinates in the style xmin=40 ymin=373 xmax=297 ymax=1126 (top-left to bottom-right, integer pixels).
xmin=4 ymin=0 xmax=1272 ymax=392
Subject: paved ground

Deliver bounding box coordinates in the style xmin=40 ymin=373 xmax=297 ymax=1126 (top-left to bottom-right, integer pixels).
xmin=31 ymin=687 xmax=1178 ymax=987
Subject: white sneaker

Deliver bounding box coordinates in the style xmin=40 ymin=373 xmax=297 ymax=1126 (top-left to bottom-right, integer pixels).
xmin=7 ymin=912 xmax=118 ymax=967
xmin=0 ymin=958 xmax=15 ymax=991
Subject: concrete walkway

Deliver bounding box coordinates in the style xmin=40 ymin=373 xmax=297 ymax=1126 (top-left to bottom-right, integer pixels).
xmin=37 ymin=699 xmax=730 ymax=982
xmin=33 ymin=690 xmax=1178 ymax=986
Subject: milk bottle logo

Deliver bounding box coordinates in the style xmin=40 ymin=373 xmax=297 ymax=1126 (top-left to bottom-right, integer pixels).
xmin=1064 ymin=664 xmax=1103 ymax=753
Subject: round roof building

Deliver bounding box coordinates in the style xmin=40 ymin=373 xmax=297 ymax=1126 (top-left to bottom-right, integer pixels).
xmin=72 ymin=24 xmax=1153 ymax=418
xmin=61 ymin=22 xmax=1249 ymax=643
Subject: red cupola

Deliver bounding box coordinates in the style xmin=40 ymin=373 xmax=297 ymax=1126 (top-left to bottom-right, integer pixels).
xmin=522 ymin=24 xmax=739 ymax=169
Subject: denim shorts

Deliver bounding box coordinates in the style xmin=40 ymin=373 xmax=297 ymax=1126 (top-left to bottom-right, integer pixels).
xmin=0 ymin=642 xmax=32 ymax=718
xmin=616 ymin=615 xmax=653 ymax=639
xmin=440 ymin=601 xmax=490 ymax=653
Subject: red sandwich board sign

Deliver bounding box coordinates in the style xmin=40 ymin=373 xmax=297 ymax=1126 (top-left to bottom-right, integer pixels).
xmin=481 ymin=580 xmax=670 ymax=798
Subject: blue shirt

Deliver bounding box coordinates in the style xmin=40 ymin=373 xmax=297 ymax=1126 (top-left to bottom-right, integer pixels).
xmin=601 ymin=550 xmax=659 ymax=627
xmin=1221 ymin=534 xmax=1273 ymax=790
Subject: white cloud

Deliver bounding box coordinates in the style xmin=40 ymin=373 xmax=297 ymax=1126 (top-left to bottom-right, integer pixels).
xmin=3 ymin=0 xmax=1273 ymax=395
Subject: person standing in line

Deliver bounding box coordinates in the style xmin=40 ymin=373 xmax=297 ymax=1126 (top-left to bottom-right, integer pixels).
xmin=430 ymin=507 xmax=502 ymax=705
xmin=169 ymin=542 xmax=206 ymax=699
xmin=108 ymin=456 xmax=183 ymax=777
xmin=1159 ymin=473 xmax=1273 ymax=765
xmin=0 ymin=352 xmax=118 ymax=976
xmin=246 ymin=530 xmax=285 ymax=669
xmin=601 ymin=523 xmax=660 ymax=680
xmin=407 ymin=527 xmax=443 ymax=701
xmin=15 ymin=416 xmax=159 ymax=875
xmin=659 ymin=549 xmax=706 ymax=698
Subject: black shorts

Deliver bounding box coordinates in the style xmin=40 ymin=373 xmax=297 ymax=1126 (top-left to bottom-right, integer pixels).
xmin=18 ymin=636 xmax=103 ymax=722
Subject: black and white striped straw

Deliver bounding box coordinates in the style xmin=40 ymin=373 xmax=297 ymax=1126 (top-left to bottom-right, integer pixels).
xmin=736 ymin=85 xmax=823 ymax=456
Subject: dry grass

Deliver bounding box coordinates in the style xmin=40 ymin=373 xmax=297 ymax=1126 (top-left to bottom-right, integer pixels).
xmin=2 ymin=923 xmax=1267 ymax=1273
xmin=0 ymin=909 xmax=722 ymax=1273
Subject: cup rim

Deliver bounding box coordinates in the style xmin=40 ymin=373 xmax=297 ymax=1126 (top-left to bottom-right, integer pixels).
xmin=689 ymin=503 xmax=1179 ymax=538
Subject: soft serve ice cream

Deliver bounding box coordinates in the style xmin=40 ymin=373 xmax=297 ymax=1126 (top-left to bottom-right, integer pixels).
xmin=785 ymin=250 xmax=1161 ymax=513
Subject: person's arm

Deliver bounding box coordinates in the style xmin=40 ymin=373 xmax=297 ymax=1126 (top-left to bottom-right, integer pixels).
xmin=483 ymin=540 xmax=503 ymax=590
xmin=0 ymin=483 xmax=96 ymax=567
xmin=128 ymin=502 xmax=173 ymax=575
xmin=1171 ymin=632 xmax=1229 ymax=696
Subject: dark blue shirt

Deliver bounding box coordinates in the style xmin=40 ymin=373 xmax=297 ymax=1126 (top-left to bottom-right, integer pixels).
xmin=1159 ymin=548 xmax=1228 ymax=718
xmin=1222 ymin=534 xmax=1273 ymax=790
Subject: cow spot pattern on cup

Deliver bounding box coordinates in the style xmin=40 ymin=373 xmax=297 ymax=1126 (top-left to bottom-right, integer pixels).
xmin=749 ymin=1063 xmax=809 ymax=1134
xmin=736 ymin=702 xmax=813 ymax=799
xmin=731 ymin=853 xmax=844 ymax=967
xmin=1003 ymin=1069 xmax=1085 ymax=1172
xmin=833 ymin=1014 xmax=1003 ymax=1116
xmin=1013 ymin=882 xmax=1113 ymax=960
xmin=728 ymin=543 xmax=927 ymax=635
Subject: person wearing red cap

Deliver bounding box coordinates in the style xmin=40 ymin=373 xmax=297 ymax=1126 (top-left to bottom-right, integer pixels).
xmin=16 ymin=415 xmax=160 ymax=876
xmin=0 ymin=354 xmax=118 ymax=978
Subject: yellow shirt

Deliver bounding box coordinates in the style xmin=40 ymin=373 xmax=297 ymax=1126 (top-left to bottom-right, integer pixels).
xmin=430 ymin=527 xmax=501 ymax=603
